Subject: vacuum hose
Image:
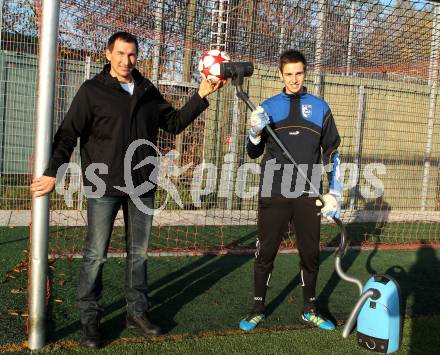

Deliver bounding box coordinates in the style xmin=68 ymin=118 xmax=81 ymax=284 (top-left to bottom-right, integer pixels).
xmin=335 ymin=256 xmax=363 ymax=296
xmin=334 ymin=217 xmax=363 ymax=295
xmin=342 ymin=289 xmax=377 ymax=338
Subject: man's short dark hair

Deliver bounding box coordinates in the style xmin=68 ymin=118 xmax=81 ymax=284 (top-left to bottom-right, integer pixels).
xmin=279 ymin=50 xmax=307 ymax=72
xmin=107 ymin=31 xmax=139 ymax=53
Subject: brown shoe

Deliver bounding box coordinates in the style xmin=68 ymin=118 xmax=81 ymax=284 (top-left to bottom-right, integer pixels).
xmin=126 ymin=313 xmax=162 ymax=336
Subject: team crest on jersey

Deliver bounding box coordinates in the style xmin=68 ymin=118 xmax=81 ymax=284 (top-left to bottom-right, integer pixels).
xmin=302 ymin=104 xmax=312 ymax=118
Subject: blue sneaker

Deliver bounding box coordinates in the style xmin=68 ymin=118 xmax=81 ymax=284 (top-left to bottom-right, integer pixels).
xmin=239 ymin=311 xmax=265 ymax=331
xmin=301 ymin=310 xmax=335 ymax=330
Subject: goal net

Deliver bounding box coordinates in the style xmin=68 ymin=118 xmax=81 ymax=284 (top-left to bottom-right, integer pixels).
xmin=1 ymin=0 xmax=440 ymax=255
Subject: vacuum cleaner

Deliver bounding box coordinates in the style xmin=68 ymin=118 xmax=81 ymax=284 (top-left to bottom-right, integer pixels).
xmin=339 ymin=267 xmax=402 ymax=353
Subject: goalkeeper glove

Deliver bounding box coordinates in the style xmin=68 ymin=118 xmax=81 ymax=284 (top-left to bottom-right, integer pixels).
xmin=318 ymin=152 xmax=343 ymax=221
xmin=316 ymin=193 xmax=341 ymax=221
xmin=249 ymin=106 xmax=270 ymax=139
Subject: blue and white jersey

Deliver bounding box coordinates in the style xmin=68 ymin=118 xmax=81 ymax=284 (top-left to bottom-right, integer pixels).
xmin=247 ymin=88 xmax=341 ymax=197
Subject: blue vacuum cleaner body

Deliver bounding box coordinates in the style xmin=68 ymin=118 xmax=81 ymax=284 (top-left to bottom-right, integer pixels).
xmin=357 ymin=274 xmax=402 ymax=353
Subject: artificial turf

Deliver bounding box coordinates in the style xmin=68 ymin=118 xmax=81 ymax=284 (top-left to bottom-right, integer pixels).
xmin=24 ymin=315 xmax=440 ymax=355
xmin=1 ymin=227 xmax=440 ymax=354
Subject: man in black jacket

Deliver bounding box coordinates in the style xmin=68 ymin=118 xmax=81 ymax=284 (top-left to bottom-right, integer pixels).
xmin=30 ymin=31 xmax=224 ymax=348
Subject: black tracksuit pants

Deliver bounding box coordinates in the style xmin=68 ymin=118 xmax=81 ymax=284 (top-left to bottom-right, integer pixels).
xmin=254 ymin=196 xmax=321 ymax=312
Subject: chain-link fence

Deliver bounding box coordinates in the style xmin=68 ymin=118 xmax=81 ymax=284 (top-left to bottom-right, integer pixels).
xmin=1 ymin=0 xmax=440 ymax=252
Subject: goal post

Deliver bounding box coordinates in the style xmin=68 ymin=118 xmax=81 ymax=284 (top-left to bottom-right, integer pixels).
xmin=29 ymin=0 xmax=60 ymax=350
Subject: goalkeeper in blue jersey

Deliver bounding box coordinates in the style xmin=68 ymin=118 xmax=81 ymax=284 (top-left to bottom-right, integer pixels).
xmin=239 ymin=50 xmax=342 ymax=331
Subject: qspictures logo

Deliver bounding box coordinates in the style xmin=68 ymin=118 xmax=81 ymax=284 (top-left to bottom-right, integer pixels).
xmin=55 ymin=139 xmax=386 ymax=216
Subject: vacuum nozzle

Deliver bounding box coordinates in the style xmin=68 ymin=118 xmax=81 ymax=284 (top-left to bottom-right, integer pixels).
xmin=220 ymin=62 xmax=254 ymax=80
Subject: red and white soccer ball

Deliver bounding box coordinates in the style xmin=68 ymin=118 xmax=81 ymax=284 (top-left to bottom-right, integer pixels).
xmin=198 ymin=49 xmax=230 ymax=83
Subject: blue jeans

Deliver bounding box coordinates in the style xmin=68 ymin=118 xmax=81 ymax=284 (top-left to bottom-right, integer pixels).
xmin=77 ymin=196 xmax=154 ymax=324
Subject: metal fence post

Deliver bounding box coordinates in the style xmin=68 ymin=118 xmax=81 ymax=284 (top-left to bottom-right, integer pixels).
xmin=421 ymin=4 xmax=440 ymax=211
xmin=350 ymin=85 xmax=366 ymax=209
xmin=314 ymin=0 xmax=326 ymax=98
xmin=152 ymin=0 xmax=164 ymax=85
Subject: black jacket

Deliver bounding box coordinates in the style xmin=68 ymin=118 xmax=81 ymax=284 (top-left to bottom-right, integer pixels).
xmin=45 ymin=64 xmax=209 ymax=196
xmin=247 ymin=89 xmax=340 ymax=197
